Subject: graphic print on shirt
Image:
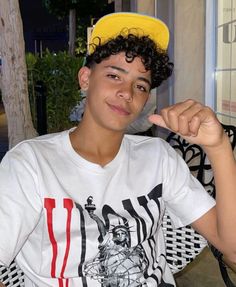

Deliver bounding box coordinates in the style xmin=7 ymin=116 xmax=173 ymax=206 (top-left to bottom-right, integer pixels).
xmin=44 ymin=184 xmax=175 ymax=287
xmin=83 ymin=196 xmax=148 ymax=286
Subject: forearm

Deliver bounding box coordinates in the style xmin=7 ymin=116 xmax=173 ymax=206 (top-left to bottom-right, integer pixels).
xmin=204 ymin=133 xmax=236 ymax=253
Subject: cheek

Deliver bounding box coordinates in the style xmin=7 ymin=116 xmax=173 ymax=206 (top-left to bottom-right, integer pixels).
xmin=86 ymin=93 xmax=100 ymax=111
xmin=87 ymin=79 xmax=112 ymax=100
xmin=134 ymin=96 xmax=149 ymax=112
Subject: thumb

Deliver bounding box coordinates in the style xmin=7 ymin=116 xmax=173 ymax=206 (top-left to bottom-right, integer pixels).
xmin=148 ymin=114 xmax=169 ymax=130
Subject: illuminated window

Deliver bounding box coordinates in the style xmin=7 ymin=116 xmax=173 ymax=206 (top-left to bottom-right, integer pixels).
xmin=216 ymin=0 xmax=236 ymax=125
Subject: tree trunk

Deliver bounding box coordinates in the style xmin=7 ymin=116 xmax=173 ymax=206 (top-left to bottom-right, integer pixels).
xmin=68 ymin=8 xmax=76 ymax=56
xmin=0 ymin=0 xmax=37 ymax=148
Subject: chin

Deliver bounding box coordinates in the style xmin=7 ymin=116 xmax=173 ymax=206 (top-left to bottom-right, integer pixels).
xmin=104 ymin=124 xmax=127 ymax=133
xmin=104 ymin=120 xmax=132 ymax=133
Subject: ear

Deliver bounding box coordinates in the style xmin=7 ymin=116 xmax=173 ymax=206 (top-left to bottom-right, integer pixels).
xmin=78 ymin=66 xmax=91 ymax=91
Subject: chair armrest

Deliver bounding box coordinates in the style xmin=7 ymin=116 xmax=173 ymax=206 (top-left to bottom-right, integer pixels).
xmin=223 ymin=256 xmax=236 ymax=274
xmin=209 ymin=243 xmax=236 ymax=287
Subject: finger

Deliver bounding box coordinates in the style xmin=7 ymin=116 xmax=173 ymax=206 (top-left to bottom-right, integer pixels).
xmin=148 ymin=114 xmax=170 ymax=130
xmin=188 ymin=106 xmax=217 ymax=133
xmin=188 ymin=115 xmax=201 ymax=136
xmin=160 ymin=99 xmax=198 ymax=132
xmin=177 ymin=102 xmax=204 ymax=136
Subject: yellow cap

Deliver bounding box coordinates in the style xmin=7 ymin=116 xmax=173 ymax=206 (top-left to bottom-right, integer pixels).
xmin=88 ymin=12 xmax=169 ymax=54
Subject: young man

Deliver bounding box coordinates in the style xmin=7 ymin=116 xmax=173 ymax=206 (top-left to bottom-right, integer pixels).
xmin=0 ymin=12 xmax=236 ymax=287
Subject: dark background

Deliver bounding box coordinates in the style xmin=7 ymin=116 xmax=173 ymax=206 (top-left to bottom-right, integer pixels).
xmin=19 ymin=0 xmax=68 ymax=53
xmin=19 ymin=0 xmax=115 ymax=53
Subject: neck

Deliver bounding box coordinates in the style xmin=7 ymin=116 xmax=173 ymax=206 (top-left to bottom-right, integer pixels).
xmin=70 ymin=118 xmax=125 ymax=167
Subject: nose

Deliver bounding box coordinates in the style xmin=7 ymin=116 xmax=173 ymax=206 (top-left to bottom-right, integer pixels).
xmin=117 ymin=83 xmax=133 ymax=102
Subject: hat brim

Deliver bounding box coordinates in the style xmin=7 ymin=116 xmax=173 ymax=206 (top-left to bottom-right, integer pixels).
xmin=89 ymin=12 xmax=169 ymax=54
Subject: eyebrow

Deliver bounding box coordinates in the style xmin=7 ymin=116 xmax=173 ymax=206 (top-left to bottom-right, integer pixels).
xmin=105 ymin=65 xmax=152 ymax=87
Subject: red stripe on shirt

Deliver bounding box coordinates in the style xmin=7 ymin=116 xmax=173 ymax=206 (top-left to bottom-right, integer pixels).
xmin=60 ymin=199 xmax=73 ymax=278
xmin=44 ymin=198 xmax=57 ymax=278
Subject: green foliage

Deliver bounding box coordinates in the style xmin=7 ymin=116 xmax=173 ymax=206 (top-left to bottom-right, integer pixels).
xmin=75 ymin=36 xmax=87 ymax=56
xmin=26 ymin=51 xmax=84 ymax=133
xmin=75 ymin=24 xmax=87 ymax=56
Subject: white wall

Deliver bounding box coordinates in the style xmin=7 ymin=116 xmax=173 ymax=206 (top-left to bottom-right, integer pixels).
xmin=173 ymin=0 xmax=205 ymax=104
xmin=136 ymin=0 xmax=155 ymax=16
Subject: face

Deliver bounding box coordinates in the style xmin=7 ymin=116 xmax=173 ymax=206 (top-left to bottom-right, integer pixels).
xmin=113 ymin=228 xmax=128 ymax=244
xmin=78 ymin=52 xmax=151 ymax=133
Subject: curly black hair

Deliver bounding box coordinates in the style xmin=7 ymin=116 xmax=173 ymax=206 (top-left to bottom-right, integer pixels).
xmin=85 ymin=33 xmax=173 ymax=89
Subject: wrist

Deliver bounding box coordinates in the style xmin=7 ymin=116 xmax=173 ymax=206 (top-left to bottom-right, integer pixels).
xmin=203 ymin=133 xmax=232 ymax=159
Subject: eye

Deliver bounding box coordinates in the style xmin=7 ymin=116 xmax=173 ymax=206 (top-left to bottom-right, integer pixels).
xmin=107 ymin=73 xmax=119 ymax=80
xmin=136 ymin=84 xmax=148 ymax=93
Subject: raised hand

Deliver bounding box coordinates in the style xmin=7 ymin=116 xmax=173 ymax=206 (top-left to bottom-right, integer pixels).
xmin=148 ymin=99 xmax=225 ymax=149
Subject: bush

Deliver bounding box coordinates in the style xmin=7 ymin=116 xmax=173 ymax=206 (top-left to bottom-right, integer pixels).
xmin=26 ymin=51 xmax=84 ymax=133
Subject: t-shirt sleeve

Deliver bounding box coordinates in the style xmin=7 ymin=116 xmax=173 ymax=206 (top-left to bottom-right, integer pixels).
xmin=0 ymin=144 xmax=42 ymax=266
xmin=162 ymin=143 xmax=215 ymax=229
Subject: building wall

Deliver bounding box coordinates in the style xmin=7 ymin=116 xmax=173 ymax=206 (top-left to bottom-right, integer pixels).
xmin=173 ymin=0 xmax=205 ymax=104
xmin=136 ymin=0 xmax=155 ymax=16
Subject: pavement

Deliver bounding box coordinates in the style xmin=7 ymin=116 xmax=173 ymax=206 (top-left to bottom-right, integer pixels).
xmin=175 ymin=247 xmax=236 ymax=286
xmin=0 ymin=102 xmax=8 ymax=161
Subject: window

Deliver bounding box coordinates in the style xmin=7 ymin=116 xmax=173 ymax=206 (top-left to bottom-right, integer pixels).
xmin=215 ymin=0 xmax=236 ymax=125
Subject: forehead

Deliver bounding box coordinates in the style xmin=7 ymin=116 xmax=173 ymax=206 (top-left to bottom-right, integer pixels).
xmin=113 ymin=227 xmax=129 ymax=233
xmin=95 ymin=52 xmax=150 ymax=76
xmin=103 ymin=52 xmax=143 ymax=64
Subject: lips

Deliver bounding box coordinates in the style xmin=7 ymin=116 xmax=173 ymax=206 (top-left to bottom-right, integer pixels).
xmin=107 ymin=103 xmax=131 ymax=116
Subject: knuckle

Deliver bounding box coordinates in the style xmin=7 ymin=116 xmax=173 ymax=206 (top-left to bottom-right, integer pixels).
xmin=168 ymin=109 xmax=177 ymax=118
xmin=192 ymin=115 xmax=200 ymax=122
xmin=194 ymin=102 xmax=203 ymax=109
xmin=204 ymin=106 xmax=213 ymax=113
xmin=179 ymin=114 xmax=187 ymax=122
xmin=185 ymin=99 xmax=195 ymax=105
xmin=160 ymin=108 xmax=168 ymax=115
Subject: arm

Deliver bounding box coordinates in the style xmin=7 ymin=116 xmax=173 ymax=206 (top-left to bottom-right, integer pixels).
xmin=149 ymin=99 xmax=236 ymax=262
xmin=0 ymin=282 xmax=6 ymax=287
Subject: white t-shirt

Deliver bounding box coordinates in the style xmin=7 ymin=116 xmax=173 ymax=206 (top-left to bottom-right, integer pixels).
xmin=0 ymin=130 xmax=215 ymax=287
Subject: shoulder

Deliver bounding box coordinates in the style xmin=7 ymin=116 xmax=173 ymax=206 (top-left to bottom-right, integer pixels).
xmin=124 ymin=134 xmax=173 ymax=152
xmin=123 ymin=134 xmax=177 ymax=162
xmin=2 ymin=130 xmax=70 ymax=166
xmin=123 ymin=134 xmax=186 ymax=167
xmin=11 ymin=130 xmax=68 ymax=150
